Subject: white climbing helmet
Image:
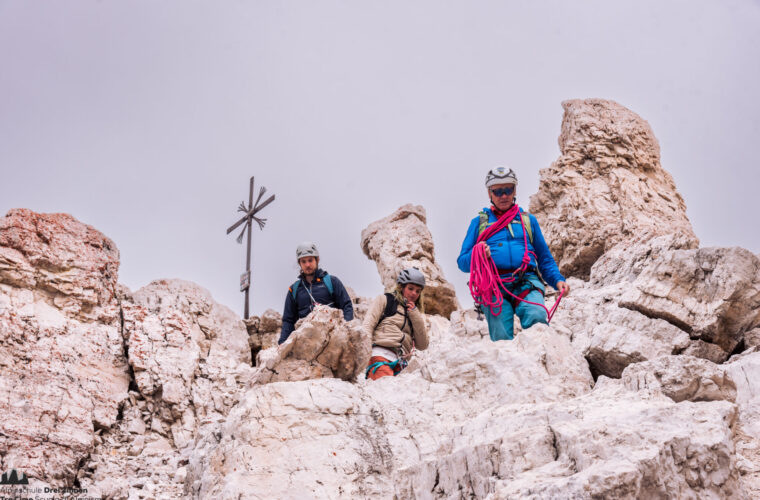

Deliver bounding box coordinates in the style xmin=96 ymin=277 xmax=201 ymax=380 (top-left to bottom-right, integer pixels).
xmin=397 ymin=268 xmax=426 ymax=288
xmin=485 ymin=166 xmax=518 ymax=188
xmin=296 ymin=241 xmax=319 ymax=260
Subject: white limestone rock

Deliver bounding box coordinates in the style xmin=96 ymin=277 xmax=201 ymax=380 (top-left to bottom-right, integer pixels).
xmin=121 ymin=279 xmax=254 ymax=448
xmin=346 ymin=286 xmax=373 ymax=322
xmin=245 ymin=308 xmax=281 ymax=359
xmin=415 ymin=321 xmax=594 ymax=409
xmin=621 ymin=355 xmax=737 ymax=403
xmin=745 ymin=328 xmax=760 ymax=350
xmin=251 ymin=305 xmax=371 ymax=384
xmin=0 ymin=209 xmax=129 ymax=486
xmin=259 ymin=308 xmax=282 ymax=333
xmin=550 ymin=279 xmax=691 ymax=378
xmin=361 ymin=204 xmax=460 ymax=318
xmin=589 ymin=232 xmax=699 ymax=287
xmin=618 ymin=246 xmax=760 ymax=353
xmin=529 ymin=99 xmax=698 ymax=279
xmin=488 ymin=384 xmax=740 ymax=499
xmin=724 ymin=351 xmax=760 ymax=495
xmin=449 ymin=308 xmax=489 ymax=340
xmin=186 ymin=320 xmax=742 ymax=499
xmin=77 ymin=416 xmax=187 ymax=500
xmin=683 ymin=339 xmax=730 ymax=364
xmin=0 ymin=208 xmax=121 ymax=322
xmin=185 ymin=322 xmax=594 ymax=498
xmin=552 ymin=238 xmax=760 ymax=376
xmin=725 ymin=351 xmax=760 ymax=441
xmin=79 ymin=279 xmax=254 ymax=499
xmin=588 ymin=218 xmax=760 ymax=357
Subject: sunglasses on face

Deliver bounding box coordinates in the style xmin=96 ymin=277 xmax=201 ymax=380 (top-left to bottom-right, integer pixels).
xmin=490 ymin=186 xmax=515 ymax=197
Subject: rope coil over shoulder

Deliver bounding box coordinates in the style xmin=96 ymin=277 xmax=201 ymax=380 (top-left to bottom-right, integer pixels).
xmin=468 ymin=204 xmax=563 ymax=321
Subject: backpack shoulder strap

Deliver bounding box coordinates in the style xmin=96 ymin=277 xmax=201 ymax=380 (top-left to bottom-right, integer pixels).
xmin=521 ymin=212 xmax=533 ymax=244
xmin=322 ymin=274 xmax=334 ymax=296
xmin=290 ymin=280 xmax=300 ymax=300
xmin=375 ymin=293 xmax=398 ymax=331
xmin=383 ymin=292 xmax=397 ymax=318
xmin=505 ymin=212 xmax=534 ymax=243
xmin=477 ymin=211 xmax=490 ymax=236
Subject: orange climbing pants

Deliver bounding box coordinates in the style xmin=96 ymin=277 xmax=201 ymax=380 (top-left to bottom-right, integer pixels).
xmin=366 ymin=356 xmax=402 ymax=381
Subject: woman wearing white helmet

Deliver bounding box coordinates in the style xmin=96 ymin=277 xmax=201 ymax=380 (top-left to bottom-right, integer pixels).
xmin=363 ymin=268 xmax=429 ymax=380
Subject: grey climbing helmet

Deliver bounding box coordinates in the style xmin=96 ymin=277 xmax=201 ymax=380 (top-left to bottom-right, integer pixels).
xmin=397 ymin=268 xmax=426 ymax=288
xmin=296 ymin=241 xmax=319 ymax=260
xmin=485 ymin=166 xmax=518 ymax=188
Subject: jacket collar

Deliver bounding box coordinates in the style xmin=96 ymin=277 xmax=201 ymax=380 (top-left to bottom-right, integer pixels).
xmin=299 ymin=268 xmax=326 ymax=282
xmin=484 ymin=205 xmax=522 ymax=219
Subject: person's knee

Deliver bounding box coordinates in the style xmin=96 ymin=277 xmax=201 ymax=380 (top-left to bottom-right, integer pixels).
xmin=368 ymin=367 xmax=394 ymax=380
xmin=521 ymin=306 xmax=547 ymax=328
xmin=367 ymin=357 xmax=397 ymax=380
xmin=488 ymin=314 xmax=514 ymax=341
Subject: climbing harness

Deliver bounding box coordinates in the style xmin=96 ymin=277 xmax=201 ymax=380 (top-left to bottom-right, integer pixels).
xmin=365 ymin=357 xmax=407 ymax=378
xmin=468 ymin=204 xmax=564 ymax=322
xmin=365 ymin=343 xmax=416 ymax=379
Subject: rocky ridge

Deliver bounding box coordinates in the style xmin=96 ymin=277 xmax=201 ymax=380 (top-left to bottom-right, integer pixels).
xmin=1 ymin=99 xmax=759 ymax=498
xmin=529 ymin=98 xmax=699 ymax=279
xmin=0 ymin=209 xmax=129 ymax=486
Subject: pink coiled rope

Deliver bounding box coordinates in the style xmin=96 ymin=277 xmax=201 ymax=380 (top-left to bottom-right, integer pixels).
xmin=468 ymin=204 xmax=564 ymax=321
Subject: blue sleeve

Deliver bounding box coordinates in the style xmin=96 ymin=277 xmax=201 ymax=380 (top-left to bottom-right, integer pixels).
xmin=457 ymin=217 xmax=481 ymax=273
xmin=529 ymin=215 xmax=565 ymax=289
xmin=330 ymin=276 xmax=354 ymax=321
xmin=278 ymin=289 xmax=297 ymax=344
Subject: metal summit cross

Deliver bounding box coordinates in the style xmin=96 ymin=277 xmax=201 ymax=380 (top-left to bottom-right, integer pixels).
xmin=226 ymin=176 xmax=275 ymax=319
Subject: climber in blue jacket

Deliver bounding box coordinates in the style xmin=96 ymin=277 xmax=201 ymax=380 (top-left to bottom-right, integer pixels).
xmin=458 ymin=166 xmax=569 ymax=341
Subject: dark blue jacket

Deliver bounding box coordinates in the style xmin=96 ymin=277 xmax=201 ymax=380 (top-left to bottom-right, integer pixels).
xmin=278 ymin=268 xmax=354 ymax=344
xmin=457 ymin=207 xmax=565 ymax=288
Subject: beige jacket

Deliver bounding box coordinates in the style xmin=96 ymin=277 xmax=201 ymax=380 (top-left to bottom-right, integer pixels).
xmin=362 ymin=294 xmax=429 ymax=353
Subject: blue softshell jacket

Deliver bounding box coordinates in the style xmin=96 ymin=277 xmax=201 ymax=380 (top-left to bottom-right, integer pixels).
xmin=457 ymin=207 xmax=565 ymax=289
xmin=278 ymin=268 xmax=354 ymax=344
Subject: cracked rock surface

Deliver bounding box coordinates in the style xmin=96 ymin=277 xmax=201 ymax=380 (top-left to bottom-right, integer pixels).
xmin=77 ymin=279 xmax=255 ymax=499
xmin=186 ymin=320 xmax=744 ymax=499
xmin=0 ymin=209 xmax=129 ymax=487
xmin=550 ymin=278 xmax=691 ymax=378
xmin=529 ymin=99 xmax=698 ymax=279
xmin=245 ymin=308 xmax=281 ymax=361
xmin=251 ymin=305 xmax=370 ymax=384
xmin=121 ymin=279 xmax=254 ymax=449
xmin=186 ymin=322 xmax=596 ymax=498
xmin=621 ymin=355 xmax=737 ymax=403
xmin=550 ymin=232 xmax=760 ymax=378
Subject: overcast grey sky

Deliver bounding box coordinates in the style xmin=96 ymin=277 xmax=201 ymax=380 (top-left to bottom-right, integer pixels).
xmin=1 ymin=1 xmax=759 ymax=316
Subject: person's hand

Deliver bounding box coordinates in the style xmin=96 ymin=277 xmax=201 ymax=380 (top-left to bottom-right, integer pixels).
xmin=406 ymin=301 xmax=416 ymax=311
xmin=556 ymin=281 xmax=570 ymax=296
xmin=482 ymin=243 xmax=491 ymax=257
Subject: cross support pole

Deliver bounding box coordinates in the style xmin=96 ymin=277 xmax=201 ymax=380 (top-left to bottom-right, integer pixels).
xmin=226 ymin=175 xmax=275 ymax=320
xmin=244 ymin=177 xmax=254 ymax=318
